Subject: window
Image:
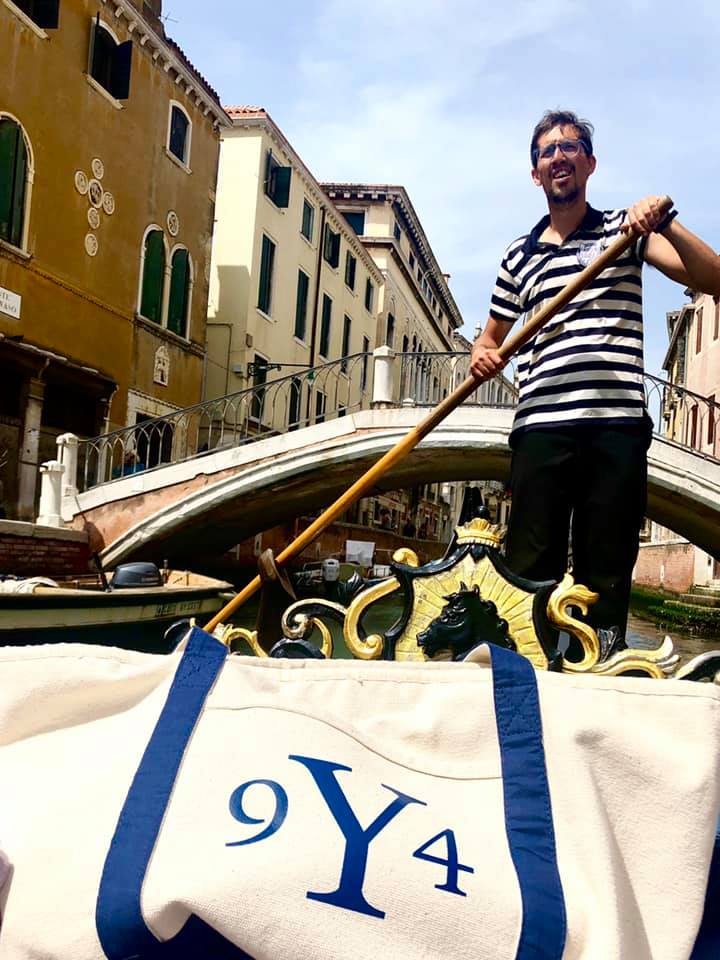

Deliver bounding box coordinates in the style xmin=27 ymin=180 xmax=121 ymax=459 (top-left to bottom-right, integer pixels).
xmin=343 ymin=211 xmax=365 ymax=235
xmin=168 ymin=103 xmax=191 ymax=166
xmin=393 ymin=220 xmax=401 ymax=241
xmin=386 ymin=313 xmax=395 ymax=348
xmin=89 ymin=18 xmax=133 ymax=100
xmin=12 ymin=0 xmax=59 ymax=28
xmin=696 ymin=307 xmax=703 ymax=354
xmin=140 ymin=229 xmax=166 ymax=324
xmin=344 ymin=251 xmax=356 ymax=291
xmin=409 ymin=251 xmax=415 ymax=270
xmin=264 ymin=150 xmax=291 ymax=208
xmin=167 ymin=248 xmax=191 ymax=337
xmin=301 ymin=199 xmax=314 ymax=241
xmin=402 ymin=334 xmax=409 ymax=353
xmin=288 ymin=377 xmax=302 ymax=431
xmin=365 ymin=278 xmax=374 ymax=312
xmin=294 ymin=269 xmax=309 ymax=341
xmin=361 ymin=336 xmax=370 ymax=392
xmin=257 ymin=235 xmax=275 ymax=315
xmin=323 ymin=224 xmax=340 ymax=269
xmin=0 ymin=117 xmax=29 ymax=249
xmin=708 ymin=396 xmax=716 ymax=447
xmin=314 ymin=389 xmax=326 ymax=424
xmin=250 ymin=355 xmax=268 ymax=423
xmin=690 ymin=405 xmax=698 ymax=449
xmin=319 ymin=294 xmax=332 ymax=358
xmin=341 ymin=315 xmax=351 ymax=372
xmin=714 ymin=298 xmax=719 ymax=340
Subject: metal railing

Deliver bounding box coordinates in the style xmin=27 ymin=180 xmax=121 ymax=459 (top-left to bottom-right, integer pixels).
xmin=77 ymin=353 xmax=373 ymax=492
xmin=71 ymin=353 xmax=720 ymax=493
xmin=644 ymin=373 xmax=720 ymax=463
xmin=397 ymin=352 xmax=518 ymax=407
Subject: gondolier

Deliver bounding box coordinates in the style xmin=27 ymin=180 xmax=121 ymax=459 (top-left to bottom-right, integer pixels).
xmin=471 ymin=109 xmax=720 ymax=646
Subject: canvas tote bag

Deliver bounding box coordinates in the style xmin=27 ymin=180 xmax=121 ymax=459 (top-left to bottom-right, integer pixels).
xmin=0 ymin=626 xmax=718 ymax=960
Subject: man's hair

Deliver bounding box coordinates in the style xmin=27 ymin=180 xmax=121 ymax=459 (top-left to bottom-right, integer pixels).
xmin=530 ymin=110 xmax=594 ymax=167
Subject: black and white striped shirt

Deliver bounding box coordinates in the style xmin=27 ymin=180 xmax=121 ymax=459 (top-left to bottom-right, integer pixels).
xmin=490 ymin=206 xmax=648 ymax=438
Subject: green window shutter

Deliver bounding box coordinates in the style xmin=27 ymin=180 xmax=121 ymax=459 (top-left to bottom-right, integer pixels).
xmin=301 ymin=200 xmax=314 ymax=241
xmin=341 ymin=314 xmax=351 ymax=372
xmin=294 ymin=270 xmax=309 ymax=340
xmin=168 ymin=249 xmax=190 ymax=337
xmin=257 ymin=235 xmax=274 ymax=314
xmin=273 ymin=166 xmax=291 ymax=208
xmin=365 ymin=279 xmax=374 ymax=311
xmin=319 ymin=294 xmax=332 ymax=358
xmin=111 ymin=39 xmax=133 ymax=100
xmin=140 ymin=230 xmax=165 ymax=324
xmin=345 ymin=253 xmax=356 ymax=290
xmin=0 ymin=120 xmax=26 ymax=248
xmin=264 ymin=150 xmax=274 ymax=196
xmin=0 ymin=122 xmax=14 ymax=242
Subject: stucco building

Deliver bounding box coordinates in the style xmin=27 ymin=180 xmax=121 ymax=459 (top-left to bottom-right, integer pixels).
xmin=206 ymin=107 xmax=383 ymax=435
xmin=1 ymin=0 xmax=228 ymax=518
xmin=634 ymin=291 xmax=720 ymax=593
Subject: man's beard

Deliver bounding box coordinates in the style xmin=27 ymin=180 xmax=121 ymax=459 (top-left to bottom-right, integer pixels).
xmin=549 ymin=186 xmax=579 ymax=206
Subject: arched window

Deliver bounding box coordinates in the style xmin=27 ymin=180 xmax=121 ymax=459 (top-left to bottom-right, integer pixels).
xmin=168 ymin=248 xmax=191 ymax=337
xmin=0 ymin=117 xmax=29 ymax=249
xmin=140 ymin=229 xmax=166 ymax=324
xmin=168 ymin=103 xmax=191 ymax=166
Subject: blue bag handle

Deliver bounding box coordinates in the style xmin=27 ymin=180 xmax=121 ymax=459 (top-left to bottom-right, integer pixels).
xmin=690 ymin=824 xmax=720 ymax=959
xmin=95 ymin=628 xmax=566 ymax=960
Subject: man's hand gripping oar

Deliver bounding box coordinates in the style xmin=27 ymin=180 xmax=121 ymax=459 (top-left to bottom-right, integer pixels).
xmin=205 ymin=196 xmax=672 ymax=633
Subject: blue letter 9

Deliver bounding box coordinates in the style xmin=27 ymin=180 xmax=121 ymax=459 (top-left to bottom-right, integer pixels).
xmin=226 ymin=779 xmax=288 ymax=847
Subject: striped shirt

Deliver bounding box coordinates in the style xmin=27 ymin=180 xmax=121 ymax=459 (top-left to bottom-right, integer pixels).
xmin=490 ymin=205 xmax=649 ymax=438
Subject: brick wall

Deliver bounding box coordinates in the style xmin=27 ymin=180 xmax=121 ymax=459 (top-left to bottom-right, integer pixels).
xmin=0 ymin=521 xmax=90 ymax=577
xmin=633 ymin=541 xmax=695 ymax=594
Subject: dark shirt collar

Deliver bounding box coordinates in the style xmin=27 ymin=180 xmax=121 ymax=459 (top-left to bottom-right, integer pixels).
xmin=522 ymin=203 xmax=603 ymax=254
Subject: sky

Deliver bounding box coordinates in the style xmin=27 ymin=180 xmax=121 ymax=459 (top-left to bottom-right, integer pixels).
xmin=165 ymin=0 xmax=720 ymax=377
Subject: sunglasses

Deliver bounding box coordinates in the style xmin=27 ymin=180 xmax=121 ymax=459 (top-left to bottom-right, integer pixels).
xmin=532 ymin=138 xmax=591 ymax=167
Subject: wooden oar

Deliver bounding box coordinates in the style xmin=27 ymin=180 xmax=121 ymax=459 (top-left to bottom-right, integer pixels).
xmin=205 ymin=200 xmax=671 ymax=631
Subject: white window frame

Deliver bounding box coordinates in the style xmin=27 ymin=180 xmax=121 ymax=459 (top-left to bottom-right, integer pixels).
xmin=166 ymin=100 xmax=192 ymax=173
xmin=0 ymin=111 xmax=35 ymax=255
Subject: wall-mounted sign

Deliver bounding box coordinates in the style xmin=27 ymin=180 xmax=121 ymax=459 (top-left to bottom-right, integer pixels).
xmin=0 ymin=286 xmax=21 ymax=320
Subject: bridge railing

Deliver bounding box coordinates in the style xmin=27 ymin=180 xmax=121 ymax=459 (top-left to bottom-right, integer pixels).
xmin=644 ymin=373 xmax=720 ymax=462
xmin=74 ymin=353 xmax=374 ymax=492
xmin=62 ymin=352 xmax=720 ymax=496
xmin=396 ymin=352 xmax=518 ymax=407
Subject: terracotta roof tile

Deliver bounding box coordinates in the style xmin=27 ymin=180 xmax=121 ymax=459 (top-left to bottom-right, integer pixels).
xmin=164 ymin=37 xmax=222 ymax=106
xmin=225 ymin=106 xmax=268 ymax=119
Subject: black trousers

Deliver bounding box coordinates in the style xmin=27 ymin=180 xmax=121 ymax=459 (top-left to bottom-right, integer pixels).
xmin=504 ymin=422 xmax=651 ymax=635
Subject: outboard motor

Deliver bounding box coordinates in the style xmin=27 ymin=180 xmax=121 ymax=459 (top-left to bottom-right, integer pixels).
xmin=109 ymin=562 xmax=163 ymax=589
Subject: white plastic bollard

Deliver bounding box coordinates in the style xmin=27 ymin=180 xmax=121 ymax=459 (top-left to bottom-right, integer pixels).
xmin=37 ymin=460 xmax=65 ymax=528
xmin=371 ymin=345 xmax=395 ymax=406
xmin=56 ymin=432 xmax=79 ymax=498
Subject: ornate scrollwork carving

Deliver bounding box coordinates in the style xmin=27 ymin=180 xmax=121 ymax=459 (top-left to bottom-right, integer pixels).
xmin=546 ymin=574 xmax=601 ymax=671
